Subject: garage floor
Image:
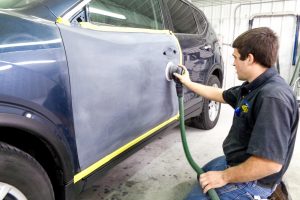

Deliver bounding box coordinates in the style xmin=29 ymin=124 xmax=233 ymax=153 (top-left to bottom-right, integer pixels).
xmin=79 ymin=104 xmax=300 ymax=200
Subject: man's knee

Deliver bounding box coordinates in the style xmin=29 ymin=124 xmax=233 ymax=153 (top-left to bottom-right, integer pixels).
xmin=203 ymin=156 xmax=227 ymax=172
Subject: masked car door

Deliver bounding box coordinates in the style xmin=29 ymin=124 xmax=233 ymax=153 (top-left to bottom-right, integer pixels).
xmin=57 ymin=0 xmax=181 ymax=180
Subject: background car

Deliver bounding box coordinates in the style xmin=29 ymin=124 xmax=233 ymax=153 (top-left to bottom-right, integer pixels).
xmin=0 ymin=0 xmax=223 ymax=199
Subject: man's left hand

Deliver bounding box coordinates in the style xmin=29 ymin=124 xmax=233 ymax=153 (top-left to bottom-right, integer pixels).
xmin=199 ymin=171 xmax=228 ymax=193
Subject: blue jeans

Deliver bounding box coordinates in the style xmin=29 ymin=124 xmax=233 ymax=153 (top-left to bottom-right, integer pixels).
xmin=185 ymin=156 xmax=274 ymax=200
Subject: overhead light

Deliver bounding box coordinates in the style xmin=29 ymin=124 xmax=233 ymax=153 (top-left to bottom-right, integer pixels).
xmin=89 ymin=7 xmax=126 ymax=20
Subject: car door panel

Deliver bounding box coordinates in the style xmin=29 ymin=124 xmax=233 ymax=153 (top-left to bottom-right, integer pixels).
xmin=58 ymin=24 xmax=180 ymax=169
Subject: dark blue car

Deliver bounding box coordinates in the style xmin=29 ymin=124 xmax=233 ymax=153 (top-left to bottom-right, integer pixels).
xmin=0 ymin=0 xmax=223 ymax=199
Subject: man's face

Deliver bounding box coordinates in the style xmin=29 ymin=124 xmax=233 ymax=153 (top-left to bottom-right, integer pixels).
xmin=232 ymin=48 xmax=251 ymax=81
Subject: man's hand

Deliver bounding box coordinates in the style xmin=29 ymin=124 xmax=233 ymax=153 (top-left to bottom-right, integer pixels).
xmin=173 ymin=64 xmax=226 ymax=103
xmin=173 ymin=64 xmax=191 ymax=86
xmin=199 ymin=156 xmax=282 ymax=194
xmin=199 ymin=171 xmax=228 ymax=193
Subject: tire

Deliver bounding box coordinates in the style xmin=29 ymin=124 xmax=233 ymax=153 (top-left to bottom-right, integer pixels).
xmin=191 ymin=75 xmax=221 ymax=130
xmin=0 ymin=142 xmax=54 ymax=200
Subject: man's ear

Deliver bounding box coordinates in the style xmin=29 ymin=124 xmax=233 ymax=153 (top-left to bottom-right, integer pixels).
xmin=247 ymin=53 xmax=255 ymax=64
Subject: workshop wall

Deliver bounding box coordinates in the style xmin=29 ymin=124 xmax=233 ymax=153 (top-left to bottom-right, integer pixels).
xmin=194 ymin=0 xmax=300 ymax=94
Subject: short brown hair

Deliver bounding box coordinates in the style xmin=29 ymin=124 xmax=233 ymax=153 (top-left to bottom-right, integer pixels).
xmin=232 ymin=27 xmax=279 ymax=68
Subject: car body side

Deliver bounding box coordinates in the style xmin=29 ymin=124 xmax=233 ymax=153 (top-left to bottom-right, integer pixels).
xmin=0 ymin=7 xmax=81 ymax=198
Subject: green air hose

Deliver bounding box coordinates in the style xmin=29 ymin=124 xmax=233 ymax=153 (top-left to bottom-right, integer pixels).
xmin=178 ymin=96 xmax=220 ymax=200
xmin=166 ymin=61 xmax=220 ymax=199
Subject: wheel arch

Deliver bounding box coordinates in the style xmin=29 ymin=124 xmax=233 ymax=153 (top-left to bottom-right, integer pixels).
xmin=0 ymin=113 xmax=76 ymax=199
xmin=208 ymin=64 xmax=224 ymax=87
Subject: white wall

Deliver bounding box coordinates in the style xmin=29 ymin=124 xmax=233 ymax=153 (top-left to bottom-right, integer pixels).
xmin=193 ymin=0 xmax=300 ymax=90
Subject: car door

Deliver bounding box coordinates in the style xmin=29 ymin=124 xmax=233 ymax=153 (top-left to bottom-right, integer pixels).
xmin=56 ymin=0 xmax=181 ymax=180
xmin=163 ymin=0 xmax=214 ymax=106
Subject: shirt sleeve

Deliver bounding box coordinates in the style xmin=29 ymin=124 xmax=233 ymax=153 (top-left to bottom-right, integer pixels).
xmin=222 ymin=86 xmax=240 ymax=108
xmin=247 ymin=97 xmax=292 ymax=164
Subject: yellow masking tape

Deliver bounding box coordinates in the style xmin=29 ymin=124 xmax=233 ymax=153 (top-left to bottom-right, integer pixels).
xmin=56 ymin=17 xmax=71 ymax=26
xmin=79 ymin=22 xmax=171 ymax=34
xmin=74 ymin=114 xmax=179 ymax=183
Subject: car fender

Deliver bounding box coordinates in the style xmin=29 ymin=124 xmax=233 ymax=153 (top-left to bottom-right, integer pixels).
xmin=0 ymin=106 xmax=76 ymax=183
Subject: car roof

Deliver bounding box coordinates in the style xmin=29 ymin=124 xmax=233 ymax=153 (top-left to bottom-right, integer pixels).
xmin=0 ymin=0 xmax=80 ymax=20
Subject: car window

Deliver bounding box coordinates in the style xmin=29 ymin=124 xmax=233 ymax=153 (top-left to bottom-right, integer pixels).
xmin=166 ymin=0 xmax=198 ymax=34
xmin=0 ymin=0 xmax=39 ymax=9
xmin=87 ymin=0 xmax=163 ymax=30
xmin=193 ymin=8 xmax=208 ymax=34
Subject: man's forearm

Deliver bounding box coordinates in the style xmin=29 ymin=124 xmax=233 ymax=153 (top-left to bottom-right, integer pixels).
xmin=184 ymin=81 xmax=225 ymax=103
xmin=223 ymin=156 xmax=282 ymax=183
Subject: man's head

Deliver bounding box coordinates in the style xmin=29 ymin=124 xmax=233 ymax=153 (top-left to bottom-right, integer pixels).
xmin=232 ymin=27 xmax=279 ymax=82
xmin=232 ymin=27 xmax=279 ymax=68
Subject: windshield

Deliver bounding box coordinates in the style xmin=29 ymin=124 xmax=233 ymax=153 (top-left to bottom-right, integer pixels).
xmin=0 ymin=0 xmax=40 ymax=9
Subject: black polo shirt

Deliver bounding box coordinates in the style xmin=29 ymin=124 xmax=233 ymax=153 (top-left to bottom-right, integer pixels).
xmin=222 ymin=67 xmax=299 ymax=186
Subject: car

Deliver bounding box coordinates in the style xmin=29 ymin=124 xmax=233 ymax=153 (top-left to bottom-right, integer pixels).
xmin=0 ymin=0 xmax=223 ymax=199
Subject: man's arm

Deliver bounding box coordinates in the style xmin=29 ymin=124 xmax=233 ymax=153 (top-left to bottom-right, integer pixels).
xmin=199 ymin=156 xmax=282 ymax=193
xmin=184 ymin=81 xmax=225 ymax=103
xmin=173 ymin=65 xmax=225 ymax=103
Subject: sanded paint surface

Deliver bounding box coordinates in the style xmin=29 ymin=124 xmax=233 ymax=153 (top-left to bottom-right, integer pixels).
xmin=58 ymin=24 xmax=180 ymax=170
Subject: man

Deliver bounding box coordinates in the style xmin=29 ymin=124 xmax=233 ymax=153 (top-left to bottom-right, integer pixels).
xmin=174 ymin=27 xmax=299 ymax=199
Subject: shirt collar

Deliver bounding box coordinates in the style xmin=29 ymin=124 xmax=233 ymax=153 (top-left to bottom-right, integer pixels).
xmin=241 ymin=67 xmax=277 ymax=95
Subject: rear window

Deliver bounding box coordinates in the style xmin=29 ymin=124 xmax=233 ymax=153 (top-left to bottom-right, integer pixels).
xmin=0 ymin=0 xmax=39 ymax=9
xmin=193 ymin=9 xmax=208 ymax=34
xmin=166 ymin=0 xmax=198 ymax=34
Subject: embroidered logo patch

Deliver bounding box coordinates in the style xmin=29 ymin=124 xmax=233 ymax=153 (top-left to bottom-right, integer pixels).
xmin=235 ymin=100 xmax=249 ymax=116
xmin=241 ymin=104 xmax=249 ymax=113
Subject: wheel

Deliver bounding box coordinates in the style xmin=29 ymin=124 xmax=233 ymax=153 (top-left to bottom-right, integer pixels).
xmin=191 ymin=75 xmax=221 ymax=130
xmin=0 ymin=142 xmax=54 ymax=200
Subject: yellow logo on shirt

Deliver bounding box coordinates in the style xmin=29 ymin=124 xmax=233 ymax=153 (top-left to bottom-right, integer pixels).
xmin=241 ymin=104 xmax=249 ymax=113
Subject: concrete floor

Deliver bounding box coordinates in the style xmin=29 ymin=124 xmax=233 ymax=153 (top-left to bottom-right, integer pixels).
xmin=79 ymin=104 xmax=300 ymax=200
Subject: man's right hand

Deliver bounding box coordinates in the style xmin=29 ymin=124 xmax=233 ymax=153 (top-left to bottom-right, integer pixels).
xmin=173 ymin=64 xmax=191 ymax=86
xmin=173 ymin=64 xmax=225 ymax=103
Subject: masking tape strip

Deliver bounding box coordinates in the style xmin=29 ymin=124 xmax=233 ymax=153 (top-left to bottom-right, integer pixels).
xmin=56 ymin=17 xmax=171 ymax=34
xmin=74 ymin=114 xmax=179 ymax=183
xmin=56 ymin=19 xmax=171 ymax=34
xmin=56 ymin=17 xmax=71 ymax=26
xmin=79 ymin=22 xmax=171 ymax=34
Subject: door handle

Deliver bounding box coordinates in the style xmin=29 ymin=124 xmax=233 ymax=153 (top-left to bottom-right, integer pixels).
xmin=163 ymin=48 xmax=177 ymax=56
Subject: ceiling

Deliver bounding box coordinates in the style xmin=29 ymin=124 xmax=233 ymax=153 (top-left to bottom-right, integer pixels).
xmin=191 ymin=0 xmax=291 ymax=7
